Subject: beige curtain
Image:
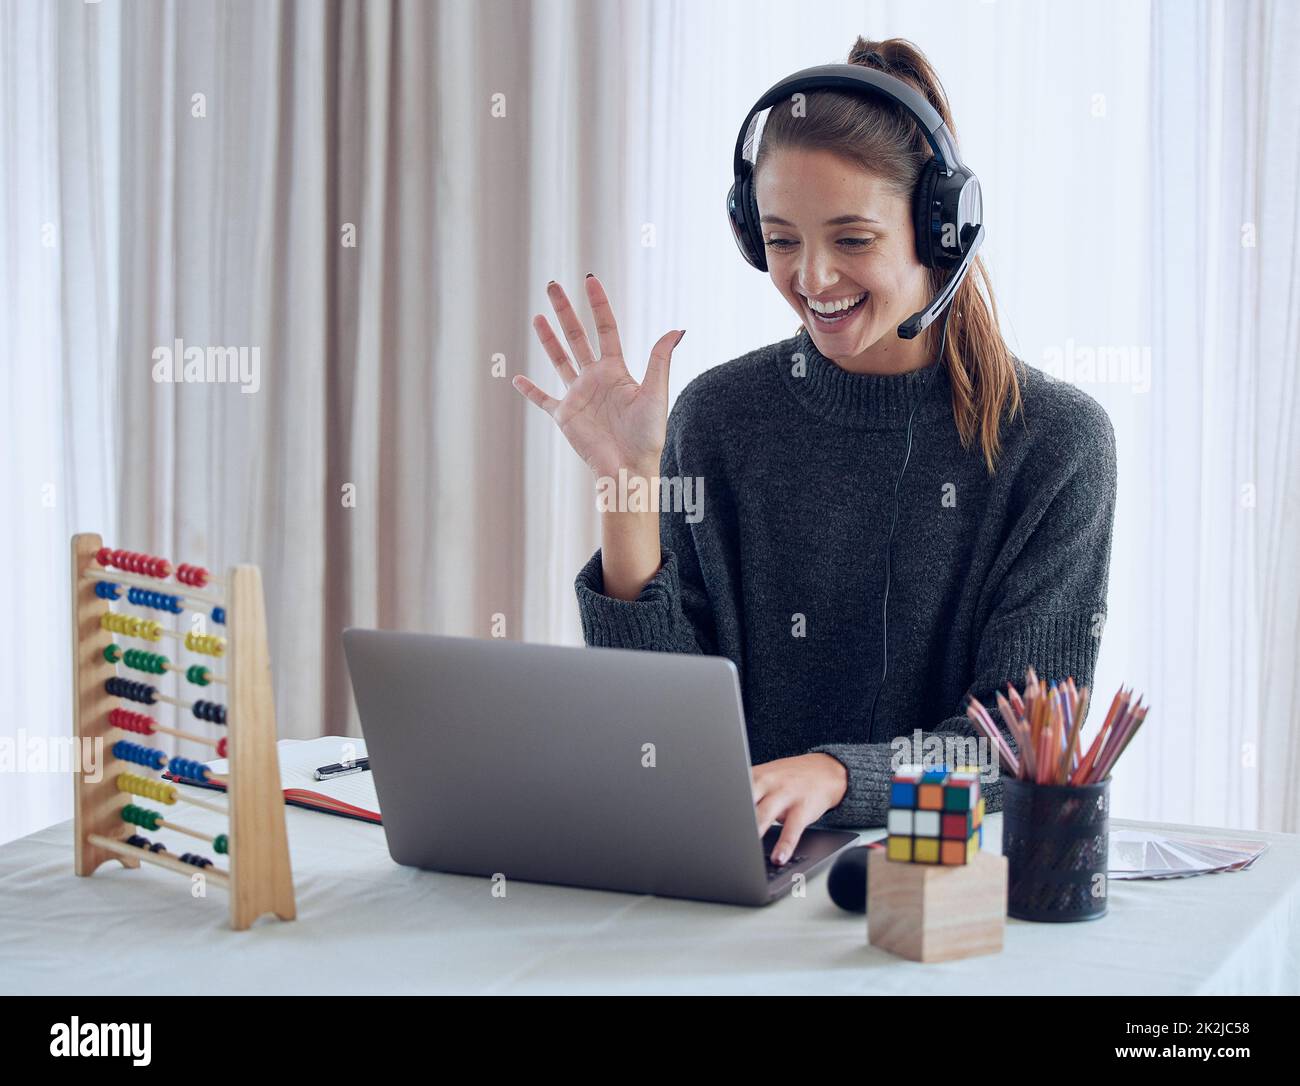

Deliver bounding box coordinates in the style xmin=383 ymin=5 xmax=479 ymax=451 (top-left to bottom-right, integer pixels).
xmin=104 ymin=0 xmax=625 ymax=743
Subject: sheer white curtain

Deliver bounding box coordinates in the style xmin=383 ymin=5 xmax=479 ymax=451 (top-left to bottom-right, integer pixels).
xmin=3 ymin=0 xmax=1298 ymax=846
xmin=599 ymin=0 xmax=1300 ymax=832
xmin=1144 ymin=0 xmax=1300 ymax=833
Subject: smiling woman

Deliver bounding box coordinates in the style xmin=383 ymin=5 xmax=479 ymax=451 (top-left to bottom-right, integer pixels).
xmin=520 ymin=36 xmax=1118 ymax=868
xmin=754 ymin=37 xmax=1021 ymax=475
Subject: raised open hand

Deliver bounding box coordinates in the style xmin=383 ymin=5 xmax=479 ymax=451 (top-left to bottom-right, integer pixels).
xmin=513 ymin=275 xmax=684 ymax=480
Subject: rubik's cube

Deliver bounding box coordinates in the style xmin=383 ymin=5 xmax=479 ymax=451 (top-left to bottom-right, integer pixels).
xmin=886 ymin=765 xmax=985 ymax=865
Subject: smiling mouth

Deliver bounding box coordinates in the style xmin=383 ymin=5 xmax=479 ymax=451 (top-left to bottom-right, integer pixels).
xmin=805 ymin=293 xmax=868 ymax=326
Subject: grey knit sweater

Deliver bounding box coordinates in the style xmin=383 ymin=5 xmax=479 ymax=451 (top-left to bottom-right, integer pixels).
xmin=574 ymin=325 xmax=1117 ymax=828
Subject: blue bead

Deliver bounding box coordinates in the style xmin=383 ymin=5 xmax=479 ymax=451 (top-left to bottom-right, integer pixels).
xmin=211 ymin=607 xmax=225 ymax=625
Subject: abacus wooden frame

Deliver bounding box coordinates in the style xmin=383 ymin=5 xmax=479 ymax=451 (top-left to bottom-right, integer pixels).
xmin=70 ymin=531 xmax=296 ymax=930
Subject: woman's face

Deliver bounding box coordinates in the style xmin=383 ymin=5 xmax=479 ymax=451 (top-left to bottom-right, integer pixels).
xmin=755 ymin=147 xmax=933 ymax=374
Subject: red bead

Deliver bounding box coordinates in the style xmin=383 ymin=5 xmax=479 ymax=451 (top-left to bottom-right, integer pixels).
xmin=177 ymin=563 xmax=208 ymax=587
xmin=96 ymin=547 xmax=112 ymax=566
xmin=109 ymin=707 xmax=155 ymax=735
xmin=217 ymin=736 xmax=228 ymax=758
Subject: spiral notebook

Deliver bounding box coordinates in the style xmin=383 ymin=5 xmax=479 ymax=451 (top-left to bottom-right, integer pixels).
xmin=166 ymin=736 xmax=381 ymax=825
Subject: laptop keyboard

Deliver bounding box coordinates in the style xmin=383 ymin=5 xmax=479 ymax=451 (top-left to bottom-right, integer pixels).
xmin=761 ymin=827 xmax=809 ymax=878
xmin=765 ymin=852 xmax=809 ymax=879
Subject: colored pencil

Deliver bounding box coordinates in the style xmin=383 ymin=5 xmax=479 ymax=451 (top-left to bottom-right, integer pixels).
xmin=975 ymin=668 xmax=1148 ymax=785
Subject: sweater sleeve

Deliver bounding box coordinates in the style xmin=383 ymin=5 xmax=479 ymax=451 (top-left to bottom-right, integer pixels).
xmin=808 ymin=399 xmax=1118 ymax=828
xmin=573 ymin=402 xmax=719 ymax=655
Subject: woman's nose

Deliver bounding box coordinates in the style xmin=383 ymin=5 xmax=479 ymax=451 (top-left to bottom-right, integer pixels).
xmin=797 ymin=250 xmax=838 ymax=293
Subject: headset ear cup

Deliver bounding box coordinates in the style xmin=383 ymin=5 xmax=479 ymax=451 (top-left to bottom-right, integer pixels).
xmin=727 ymin=165 xmax=766 ymax=270
xmin=912 ymin=158 xmax=941 ymax=269
xmin=744 ymin=175 xmax=765 ymax=270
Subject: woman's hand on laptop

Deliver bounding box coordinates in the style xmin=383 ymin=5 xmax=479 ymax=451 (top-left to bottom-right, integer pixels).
xmin=752 ymin=754 xmax=850 ymax=865
xmin=513 ymin=274 xmax=684 ymax=481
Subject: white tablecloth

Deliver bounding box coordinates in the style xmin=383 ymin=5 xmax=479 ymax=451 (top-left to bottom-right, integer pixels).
xmin=2 ymin=786 xmax=1297 ymax=995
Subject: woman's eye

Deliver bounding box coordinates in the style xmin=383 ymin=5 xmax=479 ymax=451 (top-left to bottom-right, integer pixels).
xmin=762 ymin=238 xmax=874 ymax=250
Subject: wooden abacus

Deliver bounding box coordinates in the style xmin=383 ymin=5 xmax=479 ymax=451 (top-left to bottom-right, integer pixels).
xmin=71 ymin=532 xmax=296 ymax=930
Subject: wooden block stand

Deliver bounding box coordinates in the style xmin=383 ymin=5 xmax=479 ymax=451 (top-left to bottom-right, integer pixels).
xmin=71 ymin=532 xmax=296 ymax=930
xmin=867 ymin=848 xmax=1007 ymax=962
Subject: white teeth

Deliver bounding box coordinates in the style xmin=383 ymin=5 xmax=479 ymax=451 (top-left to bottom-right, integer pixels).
xmin=806 ymin=292 xmax=866 ymax=314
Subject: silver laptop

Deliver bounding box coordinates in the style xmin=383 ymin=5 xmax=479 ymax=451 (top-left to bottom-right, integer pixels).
xmin=341 ymin=629 xmax=859 ymax=906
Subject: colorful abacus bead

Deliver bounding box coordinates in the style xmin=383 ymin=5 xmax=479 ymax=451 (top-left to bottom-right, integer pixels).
xmin=101 ymin=611 xmax=163 ymax=642
xmin=184 ymin=631 xmax=225 ymax=657
xmin=185 ymin=664 xmax=211 ymax=687
xmin=179 ymin=853 xmax=214 ymax=869
xmin=109 ymin=707 xmax=156 ymax=735
xmin=112 ymin=739 xmax=167 ymax=772
xmin=105 ymin=676 xmax=157 ymax=705
xmin=103 ymin=643 xmax=122 ymax=664
xmin=176 ymin=564 xmax=210 ymax=588
xmin=97 ymin=549 xmax=171 ymax=580
xmin=213 ymin=834 xmax=228 ymax=855
xmin=211 ymin=606 xmax=225 ymax=625
xmin=115 ymin=773 xmax=177 ymax=805
xmin=885 ymin=765 xmax=985 ymax=866
xmin=167 ymin=756 xmax=211 ymax=784
xmin=216 ymin=737 xmax=228 ymax=758
xmin=120 ymin=803 xmax=164 ymax=831
xmin=95 ymin=581 xmax=121 ymax=600
xmin=122 ymin=648 xmax=169 ymax=675
xmin=126 ymin=586 xmax=184 ymax=614
xmin=192 ymin=700 xmax=227 ymax=725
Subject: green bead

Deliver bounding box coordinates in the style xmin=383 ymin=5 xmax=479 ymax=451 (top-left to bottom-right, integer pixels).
xmin=213 ymin=834 xmax=228 ymax=855
xmin=122 ymin=803 xmax=162 ymax=831
xmin=104 ymin=644 xmax=121 ymax=664
xmin=187 ymin=664 xmax=210 ymax=686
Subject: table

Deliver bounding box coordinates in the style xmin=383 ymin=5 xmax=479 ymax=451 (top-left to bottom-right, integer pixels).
xmin=2 ymin=787 xmax=1297 ymax=994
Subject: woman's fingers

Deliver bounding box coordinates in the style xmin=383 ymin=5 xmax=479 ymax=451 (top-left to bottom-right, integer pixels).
xmin=511 ymin=373 xmax=560 ymax=417
xmin=770 ymin=815 xmax=807 ymax=866
xmin=546 ymin=280 xmax=597 ymax=369
xmin=532 ymin=314 xmax=579 ymax=387
xmin=583 ymin=274 xmax=624 ymax=365
xmin=643 ymin=328 xmax=684 ymax=401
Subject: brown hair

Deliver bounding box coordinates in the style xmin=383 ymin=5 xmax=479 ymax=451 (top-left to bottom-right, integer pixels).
xmin=754 ymin=37 xmax=1025 ymax=474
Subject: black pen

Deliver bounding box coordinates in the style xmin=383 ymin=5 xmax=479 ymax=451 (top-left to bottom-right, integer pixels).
xmin=314 ymin=757 xmax=371 ymax=781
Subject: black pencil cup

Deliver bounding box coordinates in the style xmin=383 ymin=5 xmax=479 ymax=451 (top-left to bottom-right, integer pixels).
xmin=1002 ymin=777 xmax=1109 ymax=922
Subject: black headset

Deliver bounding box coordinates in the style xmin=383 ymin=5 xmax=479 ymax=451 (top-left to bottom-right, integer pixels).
xmin=726 ymin=62 xmax=984 ymax=339
xmin=725 ymin=61 xmax=987 ymax=743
